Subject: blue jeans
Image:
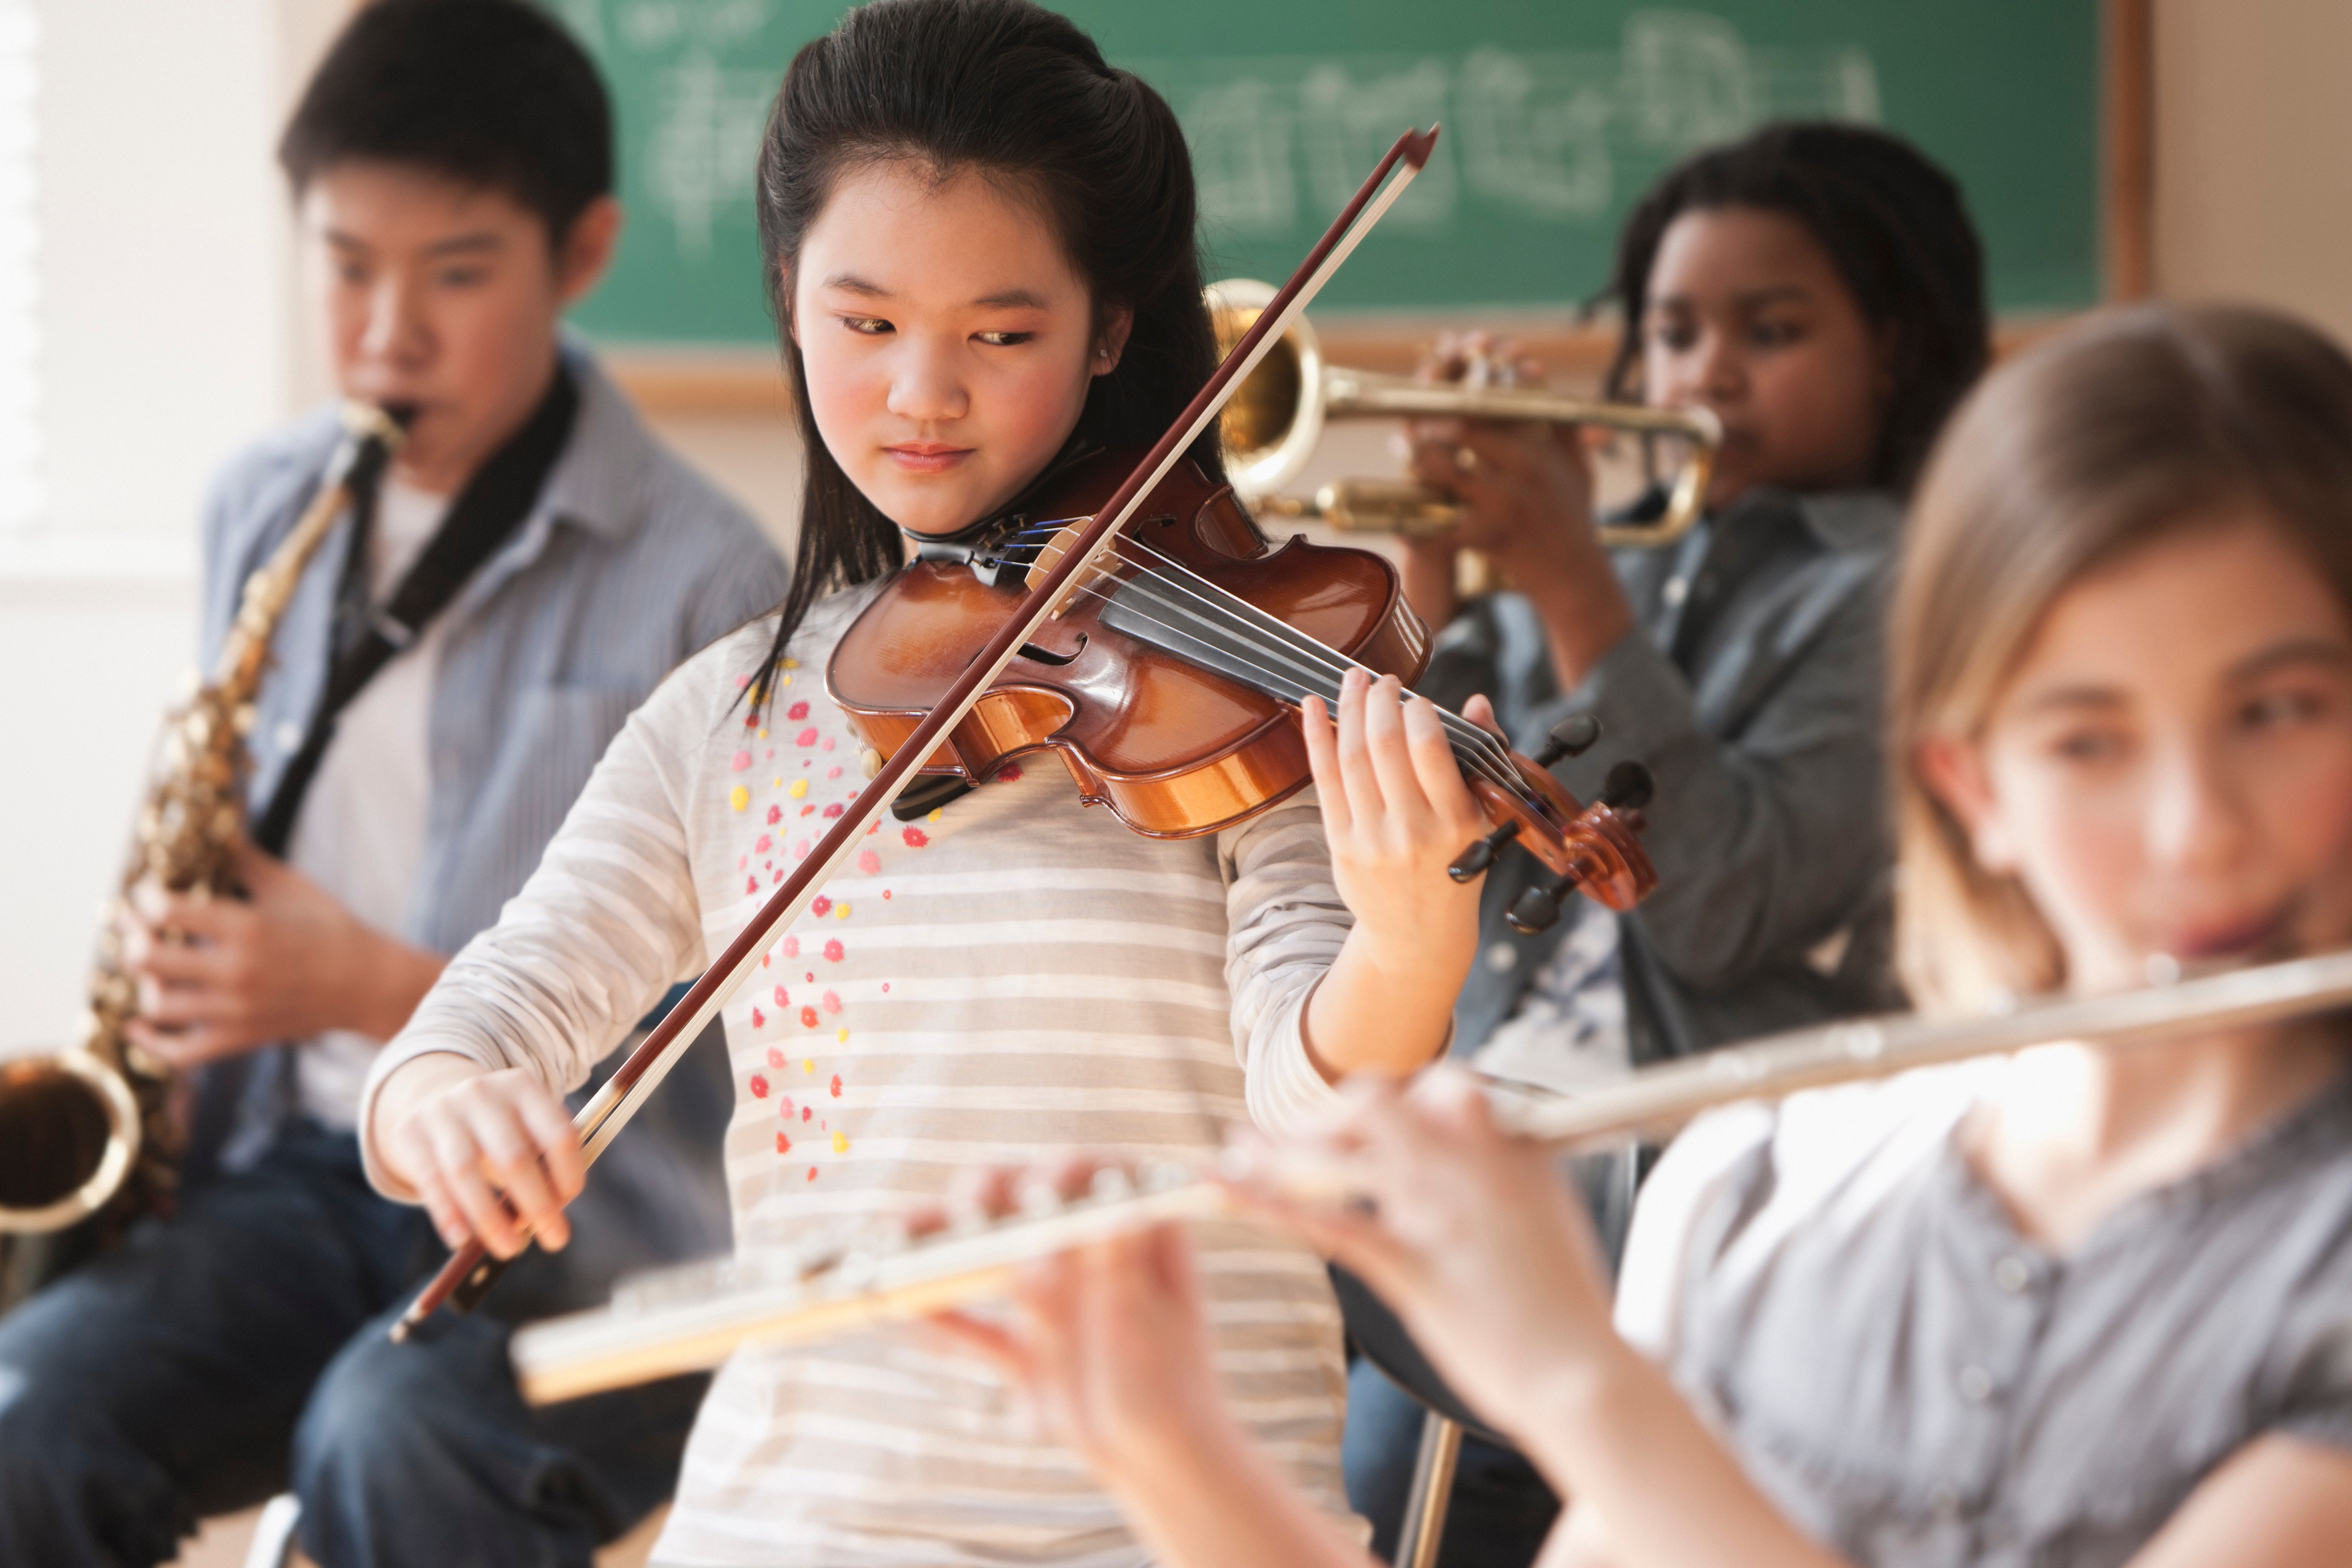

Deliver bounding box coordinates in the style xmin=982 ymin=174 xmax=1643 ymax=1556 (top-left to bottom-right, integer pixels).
xmin=0 ymin=1124 xmax=707 ymax=1568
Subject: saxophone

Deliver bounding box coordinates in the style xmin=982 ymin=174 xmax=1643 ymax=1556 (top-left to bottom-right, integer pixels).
xmin=0 ymin=404 xmax=406 ymax=1309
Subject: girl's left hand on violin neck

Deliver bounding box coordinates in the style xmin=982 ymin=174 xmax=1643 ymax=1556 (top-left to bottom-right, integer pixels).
xmin=1297 ymin=668 xmax=1494 ymax=1081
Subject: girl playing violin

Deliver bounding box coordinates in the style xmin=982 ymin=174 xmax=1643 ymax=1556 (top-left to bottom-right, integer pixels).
xmin=956 ymin=303 xmax=2352 ymax=1567
xmin=359 ymin=0 xmax=1490 ymax=1561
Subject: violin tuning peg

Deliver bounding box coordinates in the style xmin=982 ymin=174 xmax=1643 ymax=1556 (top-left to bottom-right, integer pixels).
xmin=1447 ymin=820 xmax=1523 ymax=883
xmin=1506 ymin=873 xmax=1580 ymax=935
xmin=1601 ymin=760 xmax=1654 ymax=812
xmin=1533 ymin=713 xmax=1603 ymax=768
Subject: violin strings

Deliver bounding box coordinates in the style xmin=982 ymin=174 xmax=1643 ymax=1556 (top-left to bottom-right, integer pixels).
xmin=1105 ymin=532 xmax=1522 ymax=777
xmin=1052 ymin=544 xmax=1538 ymax=811
xmin=949 ymin=515 xmax=1544 ymax=813
xmin=975 ymin=527 xmax=1514 ymax=757
xmin=1098 ymin=537 xmax=1533 ymax=802
xmin=1077 ymin=572 xmax=1533 ymax=813
xmin=1093 ymin=540 xmax=1529 ymax=801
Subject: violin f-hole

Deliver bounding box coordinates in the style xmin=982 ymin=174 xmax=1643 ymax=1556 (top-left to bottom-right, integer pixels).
xmin=975 ymin=633 xmax=1088 ymax=669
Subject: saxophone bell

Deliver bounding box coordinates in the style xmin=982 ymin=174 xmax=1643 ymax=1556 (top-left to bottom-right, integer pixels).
xmin=0 ymin=1048 xmax=142 ymax=1233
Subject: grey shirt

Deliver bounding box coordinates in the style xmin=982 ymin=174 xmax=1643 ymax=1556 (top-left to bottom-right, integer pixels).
xmin=1617 ymin=1064 xmax=2352 ymax=1568
xmin=1420 ymin=487 xmax=1907 ymax=1072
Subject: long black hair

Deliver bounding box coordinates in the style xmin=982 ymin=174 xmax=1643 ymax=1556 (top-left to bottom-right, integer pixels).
xmin=745 ymin=0 xmax=1218 ymax=709
xmin=1597 ymin=120 xmax=1990 ymax=498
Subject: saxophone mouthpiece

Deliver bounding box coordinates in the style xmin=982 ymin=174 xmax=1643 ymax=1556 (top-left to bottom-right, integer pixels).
xmin=341 ymin=400 xmax=419 ymax=455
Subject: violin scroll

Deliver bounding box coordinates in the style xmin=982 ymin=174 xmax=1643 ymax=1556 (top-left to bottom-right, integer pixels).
xmin=1496 ymin=758 xmax=1657 ymax=935
xmin=1441 ymin=709 xmax=1657 ymax=931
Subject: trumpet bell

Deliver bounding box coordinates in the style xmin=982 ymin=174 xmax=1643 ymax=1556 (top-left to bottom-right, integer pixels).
xmin=1207 ymin=277 xmax=1327 ymax=501
xmin=1206 ymin=277 xmax=1722 ymax=548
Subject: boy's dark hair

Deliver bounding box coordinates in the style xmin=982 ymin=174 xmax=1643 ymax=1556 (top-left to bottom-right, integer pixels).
xmin=1599 ymin=121 xmax=1990 ymax=497
xmin=279 ymin=0 xmax=613 ymax=245
xmin=747 ymin=0 xmax=1218 ymax=701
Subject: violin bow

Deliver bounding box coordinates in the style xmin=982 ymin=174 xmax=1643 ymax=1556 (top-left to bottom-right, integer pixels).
xmin=391 ymin=125 xmax=1444 ymax=1340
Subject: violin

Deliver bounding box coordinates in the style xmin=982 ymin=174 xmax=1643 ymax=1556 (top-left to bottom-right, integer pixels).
xmin=829 ymin=444 xmax=1658 ymax=920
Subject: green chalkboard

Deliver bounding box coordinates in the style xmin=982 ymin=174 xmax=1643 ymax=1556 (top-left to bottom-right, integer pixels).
xmin=548 ymin=1 xmax=2102 ymax=348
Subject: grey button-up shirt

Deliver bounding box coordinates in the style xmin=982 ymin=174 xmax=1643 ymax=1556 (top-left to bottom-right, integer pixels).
xmin=1420 ymin=487 xmax=1906 ymax=1071
xmin=1620 ymin=1067 xmax=2352 ymax=1568
xmin=192 ymin=347 xmax=791 ymax=1302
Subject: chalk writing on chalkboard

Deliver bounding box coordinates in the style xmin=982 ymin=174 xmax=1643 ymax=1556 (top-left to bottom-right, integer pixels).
xmin=561 ymin=0 xmax=2103 ymax=334
xmin=578 ymin=6 xmax=1875 ymax=269
xmin=1161 ymin=14 xmax=1876 ymax=238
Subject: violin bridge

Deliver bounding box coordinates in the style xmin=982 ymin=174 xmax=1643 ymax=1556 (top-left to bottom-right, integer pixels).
xmin=1029 ymin=519 xmax=1117 ymax=620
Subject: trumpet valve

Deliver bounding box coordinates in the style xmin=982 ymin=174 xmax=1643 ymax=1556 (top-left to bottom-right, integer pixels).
xmin=1312 ymin=479 xmax=1460 ymax=538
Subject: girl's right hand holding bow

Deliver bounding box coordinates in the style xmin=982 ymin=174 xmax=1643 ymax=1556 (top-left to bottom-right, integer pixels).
xmin=371 ymin=1053 xmax=585 ymax=1258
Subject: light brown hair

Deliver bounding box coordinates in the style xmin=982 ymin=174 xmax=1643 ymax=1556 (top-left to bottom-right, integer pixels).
xmin=1892 ymin=303 xmax=2352 ymax=1008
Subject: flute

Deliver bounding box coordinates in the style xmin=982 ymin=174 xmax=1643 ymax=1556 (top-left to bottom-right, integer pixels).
xmin=508 ymin=948 xmax=2352 ymax=1405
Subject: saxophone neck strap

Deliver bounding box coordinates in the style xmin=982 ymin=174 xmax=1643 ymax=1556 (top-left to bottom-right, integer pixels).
xmin=250 ymin=366 xmax=580 ymax=857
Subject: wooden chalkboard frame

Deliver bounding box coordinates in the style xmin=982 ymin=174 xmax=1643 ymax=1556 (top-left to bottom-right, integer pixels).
xmin=606 ymin=0 xmax=2153 ymax=418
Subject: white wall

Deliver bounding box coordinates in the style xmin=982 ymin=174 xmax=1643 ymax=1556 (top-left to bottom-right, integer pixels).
xmin=0 ymin=0 xmax=340 ymax=1053
xmin=20 ymin=0 xmax=290 ymax=571
xmin=2152 ymin=0 xmax=2352 ymax=346
xmin=648 ymin=408 xmax=804 ymax=549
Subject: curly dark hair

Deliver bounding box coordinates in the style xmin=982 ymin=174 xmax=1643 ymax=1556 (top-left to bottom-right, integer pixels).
xmin=1598 ymin=120 xmax=1991 ymax=497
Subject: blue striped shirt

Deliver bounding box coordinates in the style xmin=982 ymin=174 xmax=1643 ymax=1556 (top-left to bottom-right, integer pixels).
xmin=193 ymin=345 xmax=791 ymax=1290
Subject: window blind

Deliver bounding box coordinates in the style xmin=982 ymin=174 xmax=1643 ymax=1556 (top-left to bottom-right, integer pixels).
xmin=0 ymin=0 xmax=36 ymax=533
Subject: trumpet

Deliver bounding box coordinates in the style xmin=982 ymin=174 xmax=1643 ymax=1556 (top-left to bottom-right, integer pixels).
xmin=1208 ymin=277 xmax=1723 ymax=549
xmin=507 ymin=949 xmax=2352 ymax=1404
